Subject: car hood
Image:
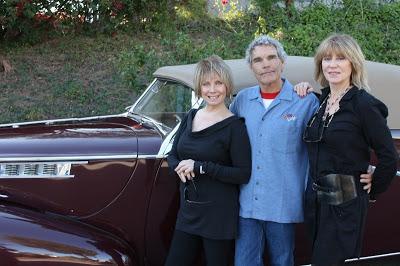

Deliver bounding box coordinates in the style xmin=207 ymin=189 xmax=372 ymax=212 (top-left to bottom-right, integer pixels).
xmin=0 ymin=116 xmax=161 ymax=160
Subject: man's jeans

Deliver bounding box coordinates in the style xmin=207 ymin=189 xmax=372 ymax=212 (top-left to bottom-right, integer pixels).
xmin=235 ymin=217 xmax=295 ymax=266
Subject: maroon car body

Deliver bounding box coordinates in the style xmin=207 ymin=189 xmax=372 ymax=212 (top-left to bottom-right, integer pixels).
xmin=0 ymin=57 xmax=399 ymax=266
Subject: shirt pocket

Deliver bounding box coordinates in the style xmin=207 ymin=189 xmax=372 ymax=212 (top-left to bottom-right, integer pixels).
xmin=270 ymin=120 xmax=301 ymax=154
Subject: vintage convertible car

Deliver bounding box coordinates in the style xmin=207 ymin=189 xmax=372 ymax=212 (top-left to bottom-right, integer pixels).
xmin=0 ymin=56 xmax=399 ymax=266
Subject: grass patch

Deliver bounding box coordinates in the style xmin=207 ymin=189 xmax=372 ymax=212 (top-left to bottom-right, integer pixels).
xmin=0 ymin=34 xmax=143 ymax=123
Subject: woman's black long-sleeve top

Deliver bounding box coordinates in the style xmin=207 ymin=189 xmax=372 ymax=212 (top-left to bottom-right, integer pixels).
xmin=307 ymin=86 xmax=398 ymax=197
xmin=167 ymin=108 xmax=251 ymax=240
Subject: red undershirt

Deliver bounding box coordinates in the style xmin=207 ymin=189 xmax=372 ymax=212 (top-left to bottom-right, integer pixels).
xmin=260 ymin=90 xmax=280 ymax=99
xmin=260 ymin=90 xmax=280 ymax=108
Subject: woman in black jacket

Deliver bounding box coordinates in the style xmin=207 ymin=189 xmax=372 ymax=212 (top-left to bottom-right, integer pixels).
xmin=165 ymin=55 xmax=251 ymax=266
xmin=299 ymin=34 xmax=398 ymax=265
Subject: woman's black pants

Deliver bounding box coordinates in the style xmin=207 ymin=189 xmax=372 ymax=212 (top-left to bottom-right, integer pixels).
xmin=164 ymin=229 xmax=232 ymax=266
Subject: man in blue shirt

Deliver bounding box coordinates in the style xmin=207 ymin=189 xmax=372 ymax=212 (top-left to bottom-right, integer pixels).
xmin=230 ymin=35 xmax=319 ymax=266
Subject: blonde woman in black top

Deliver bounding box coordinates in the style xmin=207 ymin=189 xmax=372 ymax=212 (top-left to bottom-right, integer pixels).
xmin=165 ymin=55 xmax=251 ymax=266
xmin=298 ymin=34 xmax=398 ymax=265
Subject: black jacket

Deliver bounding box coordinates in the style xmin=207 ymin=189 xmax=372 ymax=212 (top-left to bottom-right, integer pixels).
xmin=307 ymin=86 xmax=398 ymax=197
xmin=304 ymin=86 xmax=398 ymax=263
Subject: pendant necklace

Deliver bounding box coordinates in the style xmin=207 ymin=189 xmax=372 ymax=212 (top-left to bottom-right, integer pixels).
xmin=323 ymin=87 xmax=351 ymax=120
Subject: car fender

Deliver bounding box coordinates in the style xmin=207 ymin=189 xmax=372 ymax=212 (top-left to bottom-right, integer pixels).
xmin=0 ymin=204 xmax=138 ymax=266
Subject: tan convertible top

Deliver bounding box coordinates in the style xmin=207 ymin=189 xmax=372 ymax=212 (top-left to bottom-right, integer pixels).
xmin=154 ymin=56 xmax=399 ymax=128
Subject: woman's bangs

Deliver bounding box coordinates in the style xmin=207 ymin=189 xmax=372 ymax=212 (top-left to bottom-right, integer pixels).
xmin=323 ymin=41 xmax=346 ymax=58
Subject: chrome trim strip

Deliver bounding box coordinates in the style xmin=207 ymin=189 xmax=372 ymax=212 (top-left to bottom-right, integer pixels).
xmin=346 ymin=251 xmax=400 ymax=261
xmin=0 ymin=155 xmax=137 ymax=162
xmin=0 ymin=161 xmax=88 ymax=164
xmin=0 ymin=114 xmax=128 ymax=129
xmin=0 ymin=155 xmax=168 ymax=162
xmin=0 ymin=154 xmax=170 ymax=162
xmin=300 ymin=251 xmax=400 ymax=265
xmin=138 ymin=154 xmax=165 ymax=159
xmin=397 ymin=170 xmax=400 ymax=177
xmin=0 ymin=175 xmax=74 ymax=179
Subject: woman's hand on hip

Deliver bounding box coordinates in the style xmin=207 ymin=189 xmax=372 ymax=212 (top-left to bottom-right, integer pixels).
xmin=360 ymin=170 xmax=373 ymax=194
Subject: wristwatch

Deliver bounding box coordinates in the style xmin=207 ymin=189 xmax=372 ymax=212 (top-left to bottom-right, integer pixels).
xmin=199 ymin=164 xmax=206 ymax=174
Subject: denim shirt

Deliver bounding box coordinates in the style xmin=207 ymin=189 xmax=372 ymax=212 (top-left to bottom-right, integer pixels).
xmin=230 ymin=79 xmax=319 ymax=223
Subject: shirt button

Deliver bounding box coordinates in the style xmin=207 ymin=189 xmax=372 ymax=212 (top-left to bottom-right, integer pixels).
xmin=259 ymin=134 xmax=262 ymax=137
xmin=256 ymin=181 xmax=259 ymax=185
xmin=258 ymin=150 xmax=261 ymax=154
xmin=257 ymin=166 xmax=260 ymax=170
xmin=255 ymin=197 xmax=258 ymax=200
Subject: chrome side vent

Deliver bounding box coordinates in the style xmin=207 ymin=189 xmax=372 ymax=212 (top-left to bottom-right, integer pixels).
xmin=0 ymin=161 xmax=87 ymax=179
xmin=5 ymin=165 xmax=19 ymax=175
xmin=23 ymin=164 xmax=37 ymax=175
xmin=42 ymin=164 xmax=57 ymax=175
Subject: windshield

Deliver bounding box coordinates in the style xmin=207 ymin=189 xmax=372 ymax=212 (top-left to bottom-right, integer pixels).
xmin=129 ymin=79 xmax=201 ymax=134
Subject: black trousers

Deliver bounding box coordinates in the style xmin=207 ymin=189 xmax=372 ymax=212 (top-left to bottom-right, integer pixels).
xmin=164 ymin=230 xmax=233 ymax=266
xmin=305 ymin=179 xmax=368 ymax=265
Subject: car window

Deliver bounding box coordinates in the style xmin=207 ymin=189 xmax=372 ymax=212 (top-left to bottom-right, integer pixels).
xmin=131 ymin=80 xmax=199 ymax=133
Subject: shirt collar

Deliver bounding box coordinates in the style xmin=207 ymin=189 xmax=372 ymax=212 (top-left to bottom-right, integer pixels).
xmin=248 ymin=78 xmax=294 ymax=101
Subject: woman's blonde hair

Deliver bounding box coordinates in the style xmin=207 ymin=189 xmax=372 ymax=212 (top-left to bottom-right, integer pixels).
xmin=194 ymin=55 xmax=234 ymax=98
xmin=314 ymin=33 xmax=370 ymax=91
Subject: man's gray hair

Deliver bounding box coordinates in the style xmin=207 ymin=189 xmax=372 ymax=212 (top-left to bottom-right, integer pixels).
xmin=245 ymin=35 xmax=287 ymax=64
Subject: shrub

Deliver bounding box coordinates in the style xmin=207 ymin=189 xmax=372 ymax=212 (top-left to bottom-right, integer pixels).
xmin=1 ymin=0 xmax=399 ymax=123
xmin=251 ymin=0 xmax=400 ymax=65
xmin=0 ymin=0 xmax=181 ymax=42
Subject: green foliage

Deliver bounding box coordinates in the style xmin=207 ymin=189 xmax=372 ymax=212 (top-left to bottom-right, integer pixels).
xmin=0 ymin=0 xmax=180 ymax=42
xmin=113 ymin=28 xmax=253 ymax=99
xmin=56 ymin=80 xmax=94 ymax=104
xmin=251 ymin=0 xmax=400 ymax=65
xmin=23 ymin=107 xmax=46 ymax=121
xmin=115 ymin=45 xmax=160 ymax=94
xmin=252 ymin=0 xmax=283 ymax=11
xmin=1 ymin=0 xmax=400 ymax=123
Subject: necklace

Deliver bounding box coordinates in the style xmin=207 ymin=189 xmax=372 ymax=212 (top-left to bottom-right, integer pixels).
xmin=323 ymin=87 xmax=351 ymax=120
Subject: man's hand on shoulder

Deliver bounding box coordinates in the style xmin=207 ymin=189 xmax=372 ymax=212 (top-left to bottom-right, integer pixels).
xmin=294 ymin=82 xmax=314 ymax=98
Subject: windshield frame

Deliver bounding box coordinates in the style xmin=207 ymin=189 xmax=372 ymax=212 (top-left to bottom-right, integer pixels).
xmin=128 ymin=78 xmax=201 ymax=137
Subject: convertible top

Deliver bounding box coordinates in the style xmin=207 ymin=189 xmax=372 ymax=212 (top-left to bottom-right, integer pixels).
xmin=154 ymin=56 xmax=400 ymax=129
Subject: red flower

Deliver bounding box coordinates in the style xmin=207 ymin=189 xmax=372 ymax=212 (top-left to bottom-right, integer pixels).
xmin=34 ymin=13 xmax=51 ymax=22
xmin=222 ymin=0 xmax=229 ymax=5
xmin=112 ymin=1 xmax=124 ymax=11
